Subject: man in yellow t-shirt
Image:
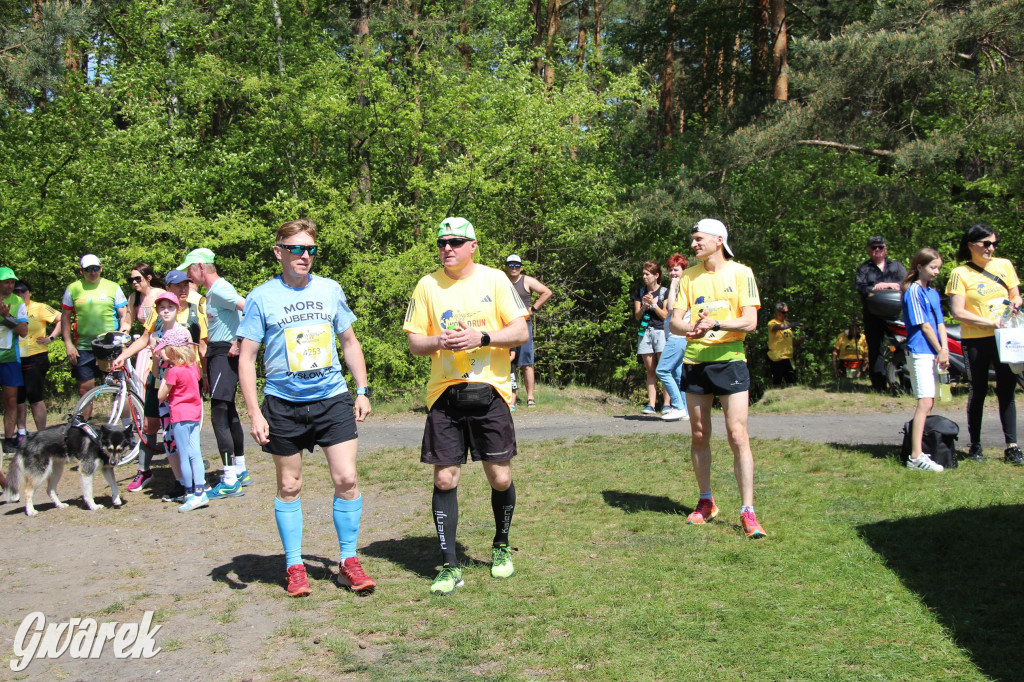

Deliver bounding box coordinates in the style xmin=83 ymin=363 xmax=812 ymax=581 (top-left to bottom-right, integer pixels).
xmin=766 ymin=301 xmax=800 ymax=387
xmin=671 ymin=218 xmax=766 ymax=539
xmin=404 ymin=217 xmax=529 ymax=596
xmin=832 ymin=320 xmax=867 ymax=378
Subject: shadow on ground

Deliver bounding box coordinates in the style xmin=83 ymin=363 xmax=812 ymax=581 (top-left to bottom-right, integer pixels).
xmin=827 ymin=442 xmax=896 ymax=460
xmin=858 ymin=504 xmax=1024 ymax=681
xmin=602 ymin=490 xmax=690 ymax=516
xmin=210 ymin=554 xmax=335 ymax=589
xmin=361 ymin=536 xmax=488 ymax=579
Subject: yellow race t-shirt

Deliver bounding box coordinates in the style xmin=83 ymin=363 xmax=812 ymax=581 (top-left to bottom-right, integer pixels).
xmin=766 ymin=318 xmax=794 ymax=361
xmin=833 ymin=332 xmax=867 ymax=360
xmin=404 ymin=265 xmax=529 ymax=408
xmin=143 ymin=300 xmax=209 ymax=340
xmin=675 ymin=260 xmax=760 ymax=364
xmin=20 ymin=300 xmax=59 ymax=358
xmin=945 ymin=258 xmax=1019 ymax=339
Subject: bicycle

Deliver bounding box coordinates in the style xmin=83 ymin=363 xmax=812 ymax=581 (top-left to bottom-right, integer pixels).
xmin=72 ymin=332 xmax=146 ymax=466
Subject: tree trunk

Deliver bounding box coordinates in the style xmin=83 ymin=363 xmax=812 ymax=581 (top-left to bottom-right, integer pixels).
xmin=658 ymin=2 xmax=677 ymax=145
xmin=771 ymin=0 xmax=788 ymax=101
xmin=531 ymin=0 xmax=544 ymax=76
xmin=753 ymin=0 xmax=771 ymax=90
xmin=270 ymin=0 xmax=286 ymax=76
xmin=593 ymin=0 xmax=601 ymax=62
xmin=543 ymin=0 xmax=561 ymax=89
xmin=577 ymin=0 xmax=587 ymax=66
xmin=351 ymin=0 xmax=371 ymax=205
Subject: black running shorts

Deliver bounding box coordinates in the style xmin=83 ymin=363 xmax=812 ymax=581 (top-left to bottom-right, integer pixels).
xmin=261 ymin=392 xmax=357 ymax=456
xmin=421 ymin=384 xmax=517 ymax=466
xmin=683 ymin=361 xmax=750 ymax=396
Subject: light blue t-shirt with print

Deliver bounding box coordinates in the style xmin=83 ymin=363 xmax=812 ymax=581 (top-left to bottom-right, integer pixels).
xmin=206 ymin=277 xmax=244 ymax=344
xmin=237 ymin=274 xmax=356 ymax=402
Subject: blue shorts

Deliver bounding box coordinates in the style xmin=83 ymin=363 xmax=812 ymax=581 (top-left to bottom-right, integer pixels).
xmin=0 ymin=361 xmax=23 ymax=388
xmin=511 ymin=322 xmax=535 ymax=366
xmin=71 ymin=349 xmax=100 ymax=382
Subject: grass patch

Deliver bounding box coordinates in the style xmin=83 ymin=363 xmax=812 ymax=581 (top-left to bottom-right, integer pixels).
xmin=752 ymin=383 xmax=974 ymax=415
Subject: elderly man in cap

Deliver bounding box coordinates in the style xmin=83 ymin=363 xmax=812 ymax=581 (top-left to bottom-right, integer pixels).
xmin=0 ymin=267 xmax=29 ymax=454
xmin=504 ymin=254 xmax=551 ymax=408
xmin=61 ymin=254 xmax=131 ymax=408
xmin=404 ymin=217 xmax=529 ymax=596
xmin=670 ymin=218 xmax=767 ymax=539
xmin=855 ymin=236 xmax=907 ymax=392
xmin=181 ymin=248 xmax=249 ymax=497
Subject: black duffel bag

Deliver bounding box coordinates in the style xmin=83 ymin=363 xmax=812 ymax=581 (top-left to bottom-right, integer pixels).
xmin=900 ymin=415 xmax=959 ymax=469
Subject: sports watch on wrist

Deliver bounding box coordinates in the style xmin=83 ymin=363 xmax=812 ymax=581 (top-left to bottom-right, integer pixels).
xmin=712 ymin=321 xmax=721 ymax=332
xmin=356 ymin=386 xmax=373 ymax=398
xmin=480 ymin=332 xmax=491 ymax=347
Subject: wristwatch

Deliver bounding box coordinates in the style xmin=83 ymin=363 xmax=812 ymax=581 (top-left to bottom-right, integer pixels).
xmin=480 ymin=332 xmax=491 ymax=347
xmin=356 ymin=386 xmax=373 ymax=398
xmin=712 ymin=321 xmax=721 ymax=332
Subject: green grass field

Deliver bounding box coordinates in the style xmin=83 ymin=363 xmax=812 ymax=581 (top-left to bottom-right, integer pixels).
xmin=250 ymin=430 xmax=1022 ymax=681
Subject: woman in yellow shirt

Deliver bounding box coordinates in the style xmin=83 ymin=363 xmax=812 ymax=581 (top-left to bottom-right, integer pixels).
xmin=946 ymin=223 xmax=1023 ymax=464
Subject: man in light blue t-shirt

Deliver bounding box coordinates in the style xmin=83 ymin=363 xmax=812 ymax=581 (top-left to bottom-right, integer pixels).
xmin=238 ymin=218 xmax=376 ymax=598
xmin=182 ymin=248 xmax=249 ymax=498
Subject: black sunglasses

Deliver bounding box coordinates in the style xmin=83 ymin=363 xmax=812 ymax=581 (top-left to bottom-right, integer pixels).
xmin=129 ymin=276 xmax=144 ymax=283
xmin=869 ymin=244 xmax=886 ymax=250
xmin=84 ymin=266 xmax=101 ymax=273
xmin=975 ymin=239 xmax=997 ymax=249
xmin=437 ymin=237 xmax=472 ymax=249
xmin=506 ymin=263 xmax=522 ymax=268
xmin=277 ymin=244 xmax=318 ymax=256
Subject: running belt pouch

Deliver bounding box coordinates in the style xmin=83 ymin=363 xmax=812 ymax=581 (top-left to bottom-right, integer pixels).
xmin=900 ymin=415 xmax=959 ymax=469
xmin=995 ymin=327 xmax=1024 ymax=363
xmin=450 ymin=383 xmax=493 ymax=408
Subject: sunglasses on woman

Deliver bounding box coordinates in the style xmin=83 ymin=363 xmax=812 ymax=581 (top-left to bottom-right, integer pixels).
xmin=974 ymin=239 xmax=997 ymax=249
xmin=277 ymin=244 xmax=318 ymax=256
xmin=129 ymin=276 xmax=144 ymax=283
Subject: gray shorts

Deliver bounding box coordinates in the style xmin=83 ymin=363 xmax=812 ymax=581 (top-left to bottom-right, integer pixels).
xmin=637 ymin=328 xmax=666 ymax=355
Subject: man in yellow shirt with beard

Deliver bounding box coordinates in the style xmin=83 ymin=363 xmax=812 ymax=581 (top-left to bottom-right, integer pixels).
xmin=671 ymin=218 xmax=767 ymax=539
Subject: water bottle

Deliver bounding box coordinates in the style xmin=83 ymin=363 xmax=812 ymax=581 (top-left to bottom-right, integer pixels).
xmin=937 ymin=369 xmax=951 ymax=402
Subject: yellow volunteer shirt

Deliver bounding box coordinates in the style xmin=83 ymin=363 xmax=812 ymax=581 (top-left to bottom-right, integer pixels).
xmin=945 ymin=258 xmax=1019 ymax=339
xmin=20 ymin=300 xmax=59 ymax=357
xmin=675 ymin=260 xmax=760 ymax=364
xmin=766 ymin=318 xmax=793 ymax=361
xmin=404 ymin=265 xmax=529 ymax=408
xmin=833 ymin=332 xmax=867 ymax=360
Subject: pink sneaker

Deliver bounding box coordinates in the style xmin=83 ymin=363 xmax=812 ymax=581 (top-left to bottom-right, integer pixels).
xmin=686 ymin=497 xmax=719 ymax=524
xmin=126 ymin=470 xmax=153 ymax=492
xmin=741 ymin=511 xmax=768 ymax=539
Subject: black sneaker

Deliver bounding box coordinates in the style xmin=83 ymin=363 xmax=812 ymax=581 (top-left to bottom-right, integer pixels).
xmin=2 ymin=438 xmax=17 ymax=454
xmin=162 ymin=482 xmax=188 ymax=503
xmin=1004 ymin=445 xmax=1024 ymax=466
xmin=967 ymin=443 xmax=984 ymax=462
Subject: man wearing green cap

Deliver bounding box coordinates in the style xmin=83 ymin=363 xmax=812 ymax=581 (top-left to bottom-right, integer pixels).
xmin=182 ymin=248 xmax=250 ymax=497
xmin=0 ymin=267 xmax=29 ymax=453
xmin=404 ymin=217 xmax=530 ymax=596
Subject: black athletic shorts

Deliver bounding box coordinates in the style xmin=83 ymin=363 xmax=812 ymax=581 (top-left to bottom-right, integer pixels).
xmin=262 ymin=392 xmax=357 ymax=456
xmin=18 ymin=353 xmax=49 ymax=404
xmin=421 ymin=384 xmax=517 ymax=466
xmin=206 ymin=342 xmax=239 ymax=402
xmin=683 ymin=361 xmax=750 ymax=396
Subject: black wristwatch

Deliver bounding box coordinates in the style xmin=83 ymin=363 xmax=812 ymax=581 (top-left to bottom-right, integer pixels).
xmin=712 ymin=321 xmax=721 ymax=332
xmin=480 ymin=332 xmax=491 ymax=347
xmin=356 ymin=386 xmax=373 ymax=398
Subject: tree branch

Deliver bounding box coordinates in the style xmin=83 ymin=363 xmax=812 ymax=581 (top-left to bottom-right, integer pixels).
xmin=794 ymin=139 xmax=895 ymax=157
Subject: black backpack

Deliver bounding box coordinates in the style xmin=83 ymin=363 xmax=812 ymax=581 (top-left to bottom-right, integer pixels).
xmin=900 ymin=415 xmax=959 ymax=469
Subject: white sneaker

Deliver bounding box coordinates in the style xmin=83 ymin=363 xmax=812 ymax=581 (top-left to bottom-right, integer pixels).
xmin=661 ymin=408 xmax=688 ymax=421
xmin=907 ymin=454 xmax=944 ymax=472
xmin=178 ymin=492 xmax=210 ymax=512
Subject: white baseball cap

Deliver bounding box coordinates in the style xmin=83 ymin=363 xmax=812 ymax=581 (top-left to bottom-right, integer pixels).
xmin=80 ymin=254 xmax=101 ymax=269
xmin=692 ymin=218 xmax=734 ymax=257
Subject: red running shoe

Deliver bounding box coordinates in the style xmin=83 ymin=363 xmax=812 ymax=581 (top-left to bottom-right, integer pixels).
xmin=686 ymin=497 xmax=719 ymax=524
xmin=286 ymin=564 xmax=311 ymax=597
xmin=741 ymin=511 xmax=768 ymax=539
xmin=337 ymin=556 xmax=376 ymax=594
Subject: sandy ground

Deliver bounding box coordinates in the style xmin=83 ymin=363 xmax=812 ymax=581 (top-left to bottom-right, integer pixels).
xmin=0 ymin=404 xmax=1016 ymax=679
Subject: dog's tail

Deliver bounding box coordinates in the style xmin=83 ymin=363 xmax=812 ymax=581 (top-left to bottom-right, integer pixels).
xmin=4 ymin=452 xmax=23 ymax=503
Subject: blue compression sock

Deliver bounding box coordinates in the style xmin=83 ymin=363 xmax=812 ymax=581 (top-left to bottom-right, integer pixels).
xmin=332 ymin=495 xmax=362 ymax=561
xmin=274 ymin=497 xmax=303 ymax=568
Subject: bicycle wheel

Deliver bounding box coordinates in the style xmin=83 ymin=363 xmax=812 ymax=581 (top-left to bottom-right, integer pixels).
xmin=73 ymin=385 xmax=144 ymax=466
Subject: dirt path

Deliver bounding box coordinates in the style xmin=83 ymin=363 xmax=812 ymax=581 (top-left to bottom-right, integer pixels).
xmin=1 ymin=405 xmax=1016 ymax=680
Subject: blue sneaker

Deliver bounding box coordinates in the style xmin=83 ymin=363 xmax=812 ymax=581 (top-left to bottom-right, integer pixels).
xmin=237 ymin=470 xmax=252 ymax=487
xmin=207 ymin=479 xmax=244 ymax=499
xmin=641 ymin=405 xmax=656 ymax=415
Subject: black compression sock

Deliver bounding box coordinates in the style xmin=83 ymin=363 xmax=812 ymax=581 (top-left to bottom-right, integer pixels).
xmin=491 ymin=481 xmax=516 ymax=547
xmin=432 ymin=486 xmax=459 ymax=567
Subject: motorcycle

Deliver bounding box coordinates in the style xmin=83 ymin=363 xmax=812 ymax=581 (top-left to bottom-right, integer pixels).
xmin=868 ymin=290 xmax=1024 ymax=395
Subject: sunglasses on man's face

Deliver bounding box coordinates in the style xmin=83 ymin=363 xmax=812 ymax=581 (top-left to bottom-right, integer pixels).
xmin=506 ymin=263 xmax=521 ymax=269
xmin=437 ymin=237 xmax=472 ymax=249
xmin=277 ymin=244 xmax=318 ymax=256
xmin=975 ymin=239 xmax=998 ymax=249
xmin=84 ymin=266 xmax=101 ymax=273
xmin=869 ymin=245 xmax=886 ymax=251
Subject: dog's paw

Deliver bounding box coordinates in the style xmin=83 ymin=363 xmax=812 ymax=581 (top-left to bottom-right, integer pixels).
xmin=53 ymin=501 xmax=69 ymax=509
xmin=25 ymin=507 xmax=38 ymax=517
xmin=86 ymin=502 xmax=105 ymax=511
xmin=112 ymin=498 xmax=123 ymax=507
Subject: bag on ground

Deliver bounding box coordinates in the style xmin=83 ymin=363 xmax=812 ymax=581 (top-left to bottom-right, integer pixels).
xmin=900 ymin=415 xmax=959 ymax=469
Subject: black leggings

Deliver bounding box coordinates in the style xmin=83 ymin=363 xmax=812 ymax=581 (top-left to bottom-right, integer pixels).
xmin=210 ymin=398 xmax=245 ymax=459
xmin=962 ymin=336 xmax=1018 ymax=445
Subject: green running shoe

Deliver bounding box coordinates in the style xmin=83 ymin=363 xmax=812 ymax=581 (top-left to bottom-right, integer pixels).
xmin=430 ymin=564 xmax=464 ymax=596
xmin=490 ymin=545 xmax=515 ymax=578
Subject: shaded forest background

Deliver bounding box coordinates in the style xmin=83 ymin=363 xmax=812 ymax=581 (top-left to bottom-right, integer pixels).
xmin=2 ymin=0 xmax=1022 ymax=400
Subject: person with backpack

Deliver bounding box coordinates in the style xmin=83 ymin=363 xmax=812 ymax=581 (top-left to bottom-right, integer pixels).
xmin=901 ymin=248 xmax=948 ymax=472
xmin=946 ymin=223 xmax=1022 ymax=465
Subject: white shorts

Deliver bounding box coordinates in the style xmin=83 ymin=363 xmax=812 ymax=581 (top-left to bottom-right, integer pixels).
xmin=637 ymin=328 xmax=666 ymax=355
xmin=908 ymin=352 xmax=938 ymax=399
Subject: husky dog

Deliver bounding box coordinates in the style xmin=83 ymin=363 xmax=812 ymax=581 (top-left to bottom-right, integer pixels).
xmin=4 ymin=421 xmax=134 ymax=516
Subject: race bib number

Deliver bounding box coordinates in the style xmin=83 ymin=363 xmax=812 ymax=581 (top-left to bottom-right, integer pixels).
xmin=284 ymin=323 xmax=332 ymax=372
xmin=0 ymin=327 xmax=11 ymax=350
